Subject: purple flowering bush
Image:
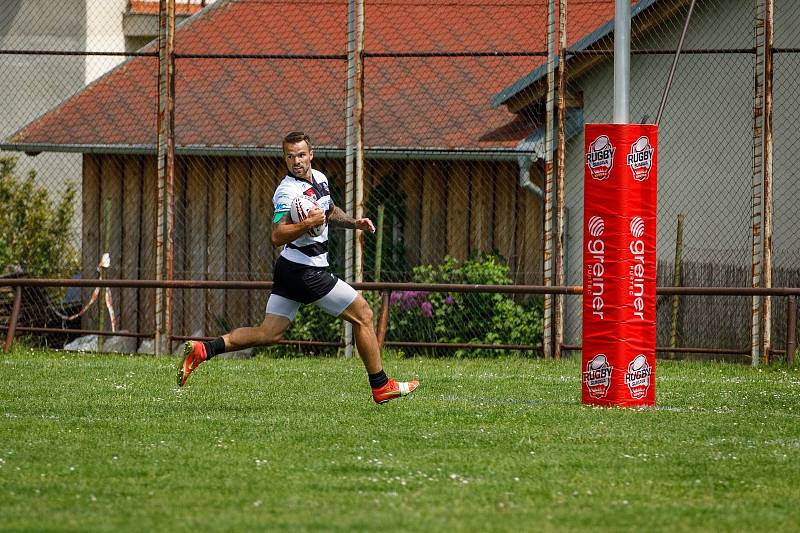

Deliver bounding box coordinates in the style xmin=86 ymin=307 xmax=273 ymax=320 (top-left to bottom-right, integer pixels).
xmin=386 ymin=254 xmax=543 ymax=356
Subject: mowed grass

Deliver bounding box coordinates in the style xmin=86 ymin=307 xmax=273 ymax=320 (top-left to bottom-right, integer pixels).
xmin=1 ymin=348 xmax=799 ymax=532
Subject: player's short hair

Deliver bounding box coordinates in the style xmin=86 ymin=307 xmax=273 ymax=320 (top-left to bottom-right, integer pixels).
xmin=283 ymin=131 xmax=312 ymax=151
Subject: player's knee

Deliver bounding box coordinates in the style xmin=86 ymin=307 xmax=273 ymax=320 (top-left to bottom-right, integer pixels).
xmin=254 ymin=325 xmax=283 ymax=345
xmin=361 ymin=301 xmax=374 ymax=323
xmin=350 ymin=297 xmax=373 ymax=327
xmin=255 ymin=315 xmax=290 ymax=345
xmin=340 ymin=295 xmax=375 ymax=328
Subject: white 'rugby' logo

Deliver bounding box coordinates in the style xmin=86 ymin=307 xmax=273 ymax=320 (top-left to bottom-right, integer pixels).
xmin=586 ymin=135 xmax=615 ymax=180
xmin=624 ymin=354 xmax=652 ymax=400
xmin=584 ymin=354 xmax=612 ymax=399
xmin=627 ymin=135 xmax=654 ymax=181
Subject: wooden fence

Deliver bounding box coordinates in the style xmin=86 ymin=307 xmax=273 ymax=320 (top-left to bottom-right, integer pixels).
xmin=80 ymin=154 xmax=544 ymax=337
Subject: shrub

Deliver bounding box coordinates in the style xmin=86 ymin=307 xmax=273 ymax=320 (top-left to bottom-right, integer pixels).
xmin=258 ymin=254 xmax=543 ymax=358
xmin=285 ymin=303 xmax=341 ymax=343
xmin=386 ymin=253 xmax=543 ymax=356
xmin=0 ymin=157 xmax=79 ymax=278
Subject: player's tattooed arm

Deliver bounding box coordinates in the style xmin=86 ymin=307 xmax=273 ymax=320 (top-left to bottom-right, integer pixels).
xmin=327 ymin=205 xmax=355 ymax=228
xmin=328 ymin=205 xmax=375 ymax=233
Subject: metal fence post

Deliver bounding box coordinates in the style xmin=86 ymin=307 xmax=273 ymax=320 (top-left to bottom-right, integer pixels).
xmin=751 ymin=0 xmax=765 ymax=367
xmin=554 ymin=0 xmax=568 ymax=359
xmin=786 ymin=295 xmax=796 ymax=367
xmin=760 ymin=0 xmax=774 ymax=365
xmin=3 ymin=287 xmax=22 ymax=353
xmin=543 ymin=0 xmax=557 ymax=359
xmin=344 ymin=0 xmax=364 ymax=358
xmin=155 ymin=0 xmax=176 ymax=355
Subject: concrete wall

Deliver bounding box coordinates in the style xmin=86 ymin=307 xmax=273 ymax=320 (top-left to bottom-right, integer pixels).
xmin=0 ymin=1 xmax=87 ymax=246
xmin=85 ymin=0 xmax=127 ymax=83
xmin=0 ymin=0 xmax=127 ymax=253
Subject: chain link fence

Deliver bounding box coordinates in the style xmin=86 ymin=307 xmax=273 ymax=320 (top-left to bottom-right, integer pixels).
xmin=1 ymin=0 xmax=797 ymax=361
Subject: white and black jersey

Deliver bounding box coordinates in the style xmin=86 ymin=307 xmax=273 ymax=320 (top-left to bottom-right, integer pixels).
xmin=272 ymin=169 xmax=333 ymax=268
xmin=267 ymin=169 xmax=356 ymax=320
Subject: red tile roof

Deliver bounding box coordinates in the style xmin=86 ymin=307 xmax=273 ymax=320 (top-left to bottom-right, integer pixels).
xmin=8 ymin=0 xmax=619 ymax=153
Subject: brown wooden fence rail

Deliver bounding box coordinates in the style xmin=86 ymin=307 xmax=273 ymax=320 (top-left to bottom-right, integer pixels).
xmin=1 ymin=278 xmax=798 ymax=367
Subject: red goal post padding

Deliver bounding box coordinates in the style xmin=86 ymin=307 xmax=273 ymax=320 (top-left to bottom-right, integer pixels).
xmin=583 ymin=123 xmax=658 ymax=407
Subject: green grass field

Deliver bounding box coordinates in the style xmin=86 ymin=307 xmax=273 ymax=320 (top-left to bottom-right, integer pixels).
xmin=1 ymin=348 xmax=799 ymax=532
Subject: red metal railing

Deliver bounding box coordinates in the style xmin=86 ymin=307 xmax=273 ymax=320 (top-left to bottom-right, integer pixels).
xmin=2 ymin=278 xmax=798 ymax=366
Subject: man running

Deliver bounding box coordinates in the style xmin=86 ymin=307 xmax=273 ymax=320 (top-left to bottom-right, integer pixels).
xmin=177 ymin=131 xmax=418 ymax=404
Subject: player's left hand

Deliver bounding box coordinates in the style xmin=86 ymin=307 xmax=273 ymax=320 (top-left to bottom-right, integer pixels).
xmin=355 ymin=218 xmax=376 ymax=233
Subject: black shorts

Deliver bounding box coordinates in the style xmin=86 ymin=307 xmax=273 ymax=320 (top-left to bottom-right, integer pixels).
xmin=271 ymin=256 xmax=338 ymax=304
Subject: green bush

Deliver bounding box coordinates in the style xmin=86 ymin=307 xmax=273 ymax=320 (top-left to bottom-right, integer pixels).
xmin=259 ymin=254 xmax=543 ymax=358
xmin=285 ymin=304 xmax=341 ymax=343
xmin=386 ymin=253 xmax=543 ymax=356
xmin=0 ymin=157 xmax=78 ymax=278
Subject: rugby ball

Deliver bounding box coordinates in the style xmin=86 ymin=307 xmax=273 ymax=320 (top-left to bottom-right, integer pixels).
xmin=290 ymin=196 xmax=324 ymax=237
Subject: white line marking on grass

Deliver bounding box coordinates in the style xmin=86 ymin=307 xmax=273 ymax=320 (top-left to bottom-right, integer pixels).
xmin=437 ymin=394 xmax=547 ymax=406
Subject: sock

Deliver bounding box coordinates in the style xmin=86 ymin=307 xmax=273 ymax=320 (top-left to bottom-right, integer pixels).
xmin=368 ymin=369 xmax=389 ymax=389
xmin=202 ymin=337 xmax=226 ymax=360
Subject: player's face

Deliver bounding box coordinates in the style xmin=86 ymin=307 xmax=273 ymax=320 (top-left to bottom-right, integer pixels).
xmin=283 ymin=140 xmax=313 ymax=180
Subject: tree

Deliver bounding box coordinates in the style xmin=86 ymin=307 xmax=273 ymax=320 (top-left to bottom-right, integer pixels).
xmin=0 ymin=157 xmax=79 ymax=278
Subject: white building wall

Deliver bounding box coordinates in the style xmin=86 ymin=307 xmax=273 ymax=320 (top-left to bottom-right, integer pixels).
xmin=563 ymin=0 xmax=800 ymax=343
xmin=1 ymin=0 xmax=130 ymax=253
xmin=0 ymin=1 xmax=87 ymax=247
xmin=85 ymin=0 xmax=127 ymax=83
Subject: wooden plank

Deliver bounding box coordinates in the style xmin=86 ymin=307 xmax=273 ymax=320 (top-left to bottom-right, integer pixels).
xmin=171 ymin=157 xmax=187 ymax=339
xmin=421 ymin=162 xmax=446 ymax=265
xmin=99 ymin=156 xmax=123 ymax=334
xmin=469 ymin=162 xmax=494 ymax=255
xmin=139 ymin=156 xmax=157 ymax=337
xmin=121 ymin=155 xmax=143 ymax=335
xmin=366 ymin=159 xmax=393 ymax=205
xmin=446 ymin=160 xmax=469 ymax=260
xmin=269 ymin=156 xmax=287 ymax=265
xmin=400 ymin=162 xmax=422 ymax=269
xmin=320 ymin=157 xmax=346 ymax=271
xmin=516 ymin=186 xmax=543 ymax=285
xmin=420 ymin=164 xmax=435 ymax=265
xmin=249 ymin=156 xmax=279 ymax=323
xmin=324 ymin=157 xmax=345 ymax=201
xmin=185 ymin=156 xmax=208 ymax=337
xmin=81 ymin=155 xmax=101 ymax=331
xmin=360 ymin=159 xmax=387 ymax=275
xmin=493 ymin=162 xmax=517 ymax=264
xmin=367 ymin=159 xmax=392 ymax=187
xmin=206 ymin=157 xmax=227 ymax=335
xmin=528 ymin=184 xmax=543 ymax=284
xmin=369 ymin=160 xmax=406 ymax=280
xmin=226 ymin=157 xmax=250 ymax=328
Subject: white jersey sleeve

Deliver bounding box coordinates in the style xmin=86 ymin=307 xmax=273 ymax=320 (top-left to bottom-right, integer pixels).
xmin=272 ymin=181 xmax=296 ymax=223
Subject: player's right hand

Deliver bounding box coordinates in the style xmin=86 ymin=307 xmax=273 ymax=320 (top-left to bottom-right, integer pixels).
xmin=304 ymin=207 xmax=326 ymax=228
